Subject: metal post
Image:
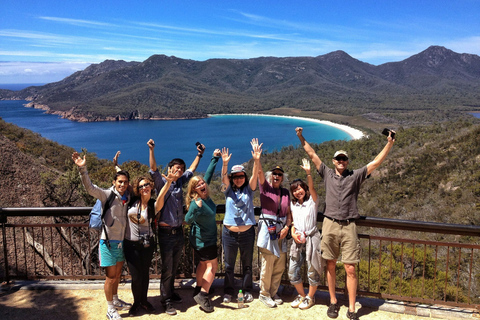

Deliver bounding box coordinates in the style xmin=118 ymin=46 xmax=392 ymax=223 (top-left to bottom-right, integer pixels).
xmin=1 ymin=208 xmax=10 ymax=283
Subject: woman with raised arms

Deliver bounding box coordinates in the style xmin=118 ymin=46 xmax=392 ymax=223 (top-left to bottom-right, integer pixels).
xmin=220 ymin=139 xmax=262 ymax=304
xmin=184 ymin=148 xmax=221 ymax=313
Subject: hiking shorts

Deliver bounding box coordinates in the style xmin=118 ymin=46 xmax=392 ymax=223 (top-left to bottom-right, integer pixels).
xmin=321 ymin=218 xmax=360 ymax=264
xmin=99 ymin=240 xmax=125 ymax=267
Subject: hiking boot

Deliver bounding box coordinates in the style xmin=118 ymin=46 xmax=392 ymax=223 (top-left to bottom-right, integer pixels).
xmin=106 ymin=308 xmax=122 ymax=320
xmin=346 ymin=310 xmax=360 ymax=320
xmin=244 ymin=291 xmax=254 ymax=303
xmin=299 ymin=295 xmax=315 ymax=310
xmin=223 ymin=294 xmax=232 ymax=303
xmin=112 ymin=298 xmax=132 ymax=310
xmin=163 ymin=302 xmax=177 ymax=316
xmin=259 ymin=294 xmax=276 ymax=308
xmin=327 ymin=303 xmax=340 ymax=318
xmin=273 ymin=294 xmax=283 ymax=305
xmin=194 ymin=292 xmax=214 ymax=313
xmin=290 ymin=295 xmax=305 ymax=308
xmin=171 ymin=292 xmax=183 ymax=303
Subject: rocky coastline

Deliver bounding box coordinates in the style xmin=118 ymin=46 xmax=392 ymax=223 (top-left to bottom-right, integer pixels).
xmin=23 ymin=101 xmax=207 ymax=122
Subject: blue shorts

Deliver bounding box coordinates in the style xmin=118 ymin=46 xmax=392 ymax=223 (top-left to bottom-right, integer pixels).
xmin=99 ymin=240 xmax=125 ymax=267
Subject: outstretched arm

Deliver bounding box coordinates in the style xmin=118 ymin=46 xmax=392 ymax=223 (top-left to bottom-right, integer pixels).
xmin=296 ymin=127 xmax=322 ymax=171
xmin=155 ymin=168 xmax=177 ymax=217
xmin=188 ymin=143 xmax=206 ymax=172
xmin=148 ymin=139 xmax=157 ymax=172
xmin=366 ymin=131 xmax=395 ymax=175
xmin=250 ymin=138 xmax=263 ymax=191
xmin=301 ymin=158 xmax=317 ymax=203
xmin=221 ymin=147 xmax=232 ymax=188
xmin=113 ymin=151 xmax=122 ymax=172
xmin=257 ymin=154 xmax=266 ymax=186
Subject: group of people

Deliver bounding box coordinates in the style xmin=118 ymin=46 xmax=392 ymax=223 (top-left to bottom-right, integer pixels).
xmin=72 ymin=126 xmax=395 ymax=320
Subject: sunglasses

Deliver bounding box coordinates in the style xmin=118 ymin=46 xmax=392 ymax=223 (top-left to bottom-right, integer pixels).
xmin=232 ymin=175 xmax=246 ymax=180
xmin=334 ymin=156 xmax=349 ymax=161
xmin=272 ymin=172 xmax=284 ymax=177
xmin=138 ymin=183 xmax=151 ymax=190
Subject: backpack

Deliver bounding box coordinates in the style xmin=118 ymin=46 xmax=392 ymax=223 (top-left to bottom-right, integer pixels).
xmin=89 ymin=192 xmax=116 ymax=230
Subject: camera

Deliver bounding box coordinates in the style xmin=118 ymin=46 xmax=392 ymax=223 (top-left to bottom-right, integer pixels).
xmin=195 ymin=141 xmax=205 ymax=151
xmin=381 ymin=128 xmax=396 ymax=139
xmin=141 ymin=235 xmax=150 ymax=248
xmin=267 ymin=221 xmax=278 ymax=240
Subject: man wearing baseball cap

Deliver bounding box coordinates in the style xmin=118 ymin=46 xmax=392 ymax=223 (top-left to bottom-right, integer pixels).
xmin=295 ymin=127 xmax=395 ymax=320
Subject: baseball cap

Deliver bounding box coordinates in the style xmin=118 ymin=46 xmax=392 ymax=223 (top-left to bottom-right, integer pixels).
xmin=231 ymin=165 xmax=246 ymax=174
xmin=270 ymin=165 xmax=284 ymax=173
xmin=333 ymin=150 xmax=349 ymax=158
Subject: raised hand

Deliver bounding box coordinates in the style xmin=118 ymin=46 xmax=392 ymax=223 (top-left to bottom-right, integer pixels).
xmin=113 ymin=151 xmax=121 ymax=166
xmin=72 ymin=152 xmax=86 ymax=167
xmin=162 ymin=167 xmax=177 ymax=183
xmin=300 ymin=158 xmax=311 ymax=175
xmin=221 ymin=147 xmax=231 ymax=163
xmin=213 ymin=148 xmax=221 ymax=157
xmin=196 ymin=143 xmax=205 ymax=155
xmin=295 ymin=127 xmax=303 ymax=137
xmin=147 ymin=139 xmax=155 ymax=150
xmin=251 ymin=138 xmax=263 ymax=160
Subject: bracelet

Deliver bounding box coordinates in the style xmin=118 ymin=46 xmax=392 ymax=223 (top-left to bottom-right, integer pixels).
xmin=197 ymin=154 xmax=203 ymax=158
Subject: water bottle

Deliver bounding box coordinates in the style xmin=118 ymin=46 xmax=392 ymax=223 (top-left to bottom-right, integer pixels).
xmin=238 ymin=289 xmax=244 ymax=308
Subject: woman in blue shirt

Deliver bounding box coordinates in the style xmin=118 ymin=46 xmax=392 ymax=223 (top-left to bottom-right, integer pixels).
xmin=219 ymin=139 xmax=262 ymax=304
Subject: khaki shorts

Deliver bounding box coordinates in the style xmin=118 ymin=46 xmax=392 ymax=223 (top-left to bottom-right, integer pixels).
xmin=321 ymin=218 xmax=360 ymax=264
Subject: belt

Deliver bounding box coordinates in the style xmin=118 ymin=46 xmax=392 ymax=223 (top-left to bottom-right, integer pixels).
xmin=158 ymin=226 xmax=183 ymax=235
xmin=224 ymin=225 xmax=253 ymax=235
xmin=125 ymin=237 xmax=154 ymax=247
xmin=323 ymin=215 xmax=357 ymax=224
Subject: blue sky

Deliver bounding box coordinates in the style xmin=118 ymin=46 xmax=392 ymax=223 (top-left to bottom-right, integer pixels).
xmin=1 ymin=0 xmax=479 ymax=84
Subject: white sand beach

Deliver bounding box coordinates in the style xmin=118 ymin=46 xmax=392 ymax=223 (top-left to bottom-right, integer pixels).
xmin=209 ymin=113 xmax=365 ymax=140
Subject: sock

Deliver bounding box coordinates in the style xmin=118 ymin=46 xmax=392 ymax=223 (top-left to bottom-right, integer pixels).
xmin=113 ymin=294 xmax=119 ymax=302
xmin=107 ymin=300 xmax=115 ymax=310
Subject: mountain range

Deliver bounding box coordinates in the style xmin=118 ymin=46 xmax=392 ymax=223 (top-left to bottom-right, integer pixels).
xmin=2 ymin=46 xmax=480 ymax=125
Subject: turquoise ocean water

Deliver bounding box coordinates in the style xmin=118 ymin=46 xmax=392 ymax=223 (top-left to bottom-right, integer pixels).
xmin=0 ymin=100 xmax=352 ymax=171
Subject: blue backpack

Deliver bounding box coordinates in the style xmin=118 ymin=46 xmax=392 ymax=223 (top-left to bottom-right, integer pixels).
xmin=89 ymin=192 xmax=116 ymax=230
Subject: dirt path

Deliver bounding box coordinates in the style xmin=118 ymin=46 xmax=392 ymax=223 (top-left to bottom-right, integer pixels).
xmin=0 ymin=284 xmax=432 ymax=320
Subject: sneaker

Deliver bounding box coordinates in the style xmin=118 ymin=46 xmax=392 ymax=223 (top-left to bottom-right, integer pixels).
xmin=106 ymin=308 xmax=121 ymax=320
xmin=346 ymin=310 xmax=360 ymax=320
xmin=299 ymin=295 xmax=315 ymax=310
xmin=194 ymin=292 xmax=214 ymax=313
xmin=113 ymin=298 xmax=132 ymax=311
xmin=223 ymin=294 xmax=232 ymax=303
xmin=195 ymin=286 xmax=215 ymax=297
xmin=244 ymin=291 xmax=254 ymax=303
xmin=327 ymin=303 xmax=340 ymax=318
xmin=193 ymin=286 xmax=201 ymax=297
xmin=163 ymin=302 xmax=177 ymax=316
xmin=141 ymin=301 xmax=155 ymax=313
xmin=273 ymin=294 xmax=283 ymax=305
xmin=171 ymin=292 xmax=183 ymax=303
xmin=259 ymin=294 xmax=276 ymax=308
xmin=290 ymin=295 xmax=305 ymax=308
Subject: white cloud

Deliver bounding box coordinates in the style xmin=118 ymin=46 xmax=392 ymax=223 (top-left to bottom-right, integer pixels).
xmin=0 ymin=61 xmax=91 ymax=84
